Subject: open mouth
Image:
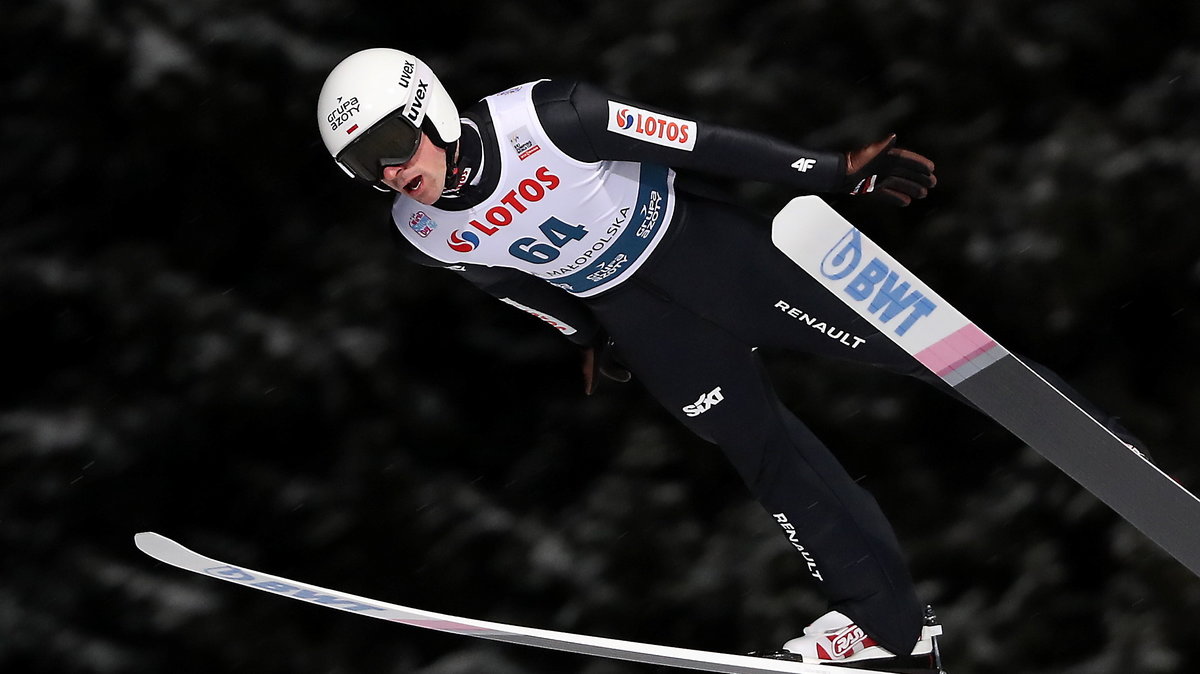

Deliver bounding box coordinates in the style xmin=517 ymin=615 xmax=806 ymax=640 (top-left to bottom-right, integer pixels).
xmin=403 ymin=175 xmax=423 ymax=194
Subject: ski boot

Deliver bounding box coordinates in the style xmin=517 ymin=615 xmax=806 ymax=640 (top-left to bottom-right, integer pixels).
xmin=753 ymin=605 xmax=946 ymax=673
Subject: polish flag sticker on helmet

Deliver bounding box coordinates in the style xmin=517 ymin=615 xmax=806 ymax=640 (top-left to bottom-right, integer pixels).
xmin=607 ymin=101 xmax=696 ymax=151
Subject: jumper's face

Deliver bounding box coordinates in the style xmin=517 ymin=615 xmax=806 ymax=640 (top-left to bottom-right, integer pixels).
xmin=380 ymin=133 xmax=447 ymax=204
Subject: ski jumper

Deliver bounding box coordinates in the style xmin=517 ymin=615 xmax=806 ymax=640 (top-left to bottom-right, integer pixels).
xmin=389 ymin=80 xmax=1141 ymax=655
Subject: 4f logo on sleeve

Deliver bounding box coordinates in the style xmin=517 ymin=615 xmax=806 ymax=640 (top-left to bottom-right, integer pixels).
xmin=682 ymin=386 xmax=724 ymax=417
xmin=791 ymin=157 xmax=817 ymax=172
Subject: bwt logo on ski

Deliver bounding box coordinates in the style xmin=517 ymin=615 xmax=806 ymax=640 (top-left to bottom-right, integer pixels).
xmin=820 ymin=229 xmax=937 ymax=337
xmin=682 ymin=386 xmax=724 ymax=417
xmin=203 ymin=565 xmax=388 ymax=614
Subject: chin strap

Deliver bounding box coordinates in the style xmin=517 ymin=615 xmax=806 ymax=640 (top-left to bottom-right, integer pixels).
xmin=418 ymin=115 xmax=461 ymax=190
xmin=443 ymin=140 xmax=462 ymax=185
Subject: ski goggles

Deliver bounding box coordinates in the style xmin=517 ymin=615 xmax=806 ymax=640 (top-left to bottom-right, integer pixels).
xmin=335 ymin=110 xmax=422 ymax=184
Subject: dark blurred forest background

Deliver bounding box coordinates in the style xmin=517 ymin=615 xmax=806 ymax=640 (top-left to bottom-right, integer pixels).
xmin=4 ymin=1 xmax=1199 ymax=672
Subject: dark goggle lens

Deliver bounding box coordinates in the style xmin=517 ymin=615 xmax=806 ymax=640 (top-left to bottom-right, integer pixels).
xmin=336 ymin=113 xmax=421 ymax=183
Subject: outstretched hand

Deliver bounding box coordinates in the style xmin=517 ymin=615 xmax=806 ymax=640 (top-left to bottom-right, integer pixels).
xmin=843 ymin=134 xmax=937 ymax=207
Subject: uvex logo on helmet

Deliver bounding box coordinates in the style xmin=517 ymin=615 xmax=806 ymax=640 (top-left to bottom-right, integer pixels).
xmin=395 ymin=57 xmax=430 ymax=128
xmin=405 ymin=80 xmax=429 ymax=125
xmin=399 ymin=59 xmax=415 ymax=87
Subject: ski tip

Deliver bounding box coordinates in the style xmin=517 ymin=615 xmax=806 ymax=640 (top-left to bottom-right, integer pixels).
xmin=134 ymin=531 xmax=171 ymax=555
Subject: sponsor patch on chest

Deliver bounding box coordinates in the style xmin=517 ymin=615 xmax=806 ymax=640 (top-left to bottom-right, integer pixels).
xmin=508 ymin=126 xmax=541 ymax=160
xmin=408 ymin=210 xmax=437 ymax=238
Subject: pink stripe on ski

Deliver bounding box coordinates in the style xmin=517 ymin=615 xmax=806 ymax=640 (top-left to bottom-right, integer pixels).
xmin=915 ymin=323 xmax=998 ymax=377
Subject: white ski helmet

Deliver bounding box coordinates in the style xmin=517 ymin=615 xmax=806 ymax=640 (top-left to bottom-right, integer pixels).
xmin=317 ymin=48 xmax=461 ymax=185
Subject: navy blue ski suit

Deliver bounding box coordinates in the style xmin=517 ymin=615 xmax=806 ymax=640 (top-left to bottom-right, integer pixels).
xmin=393 ymin=79 xmax=1139 ymax=655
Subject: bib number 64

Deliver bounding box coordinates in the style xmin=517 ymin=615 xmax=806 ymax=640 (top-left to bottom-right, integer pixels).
xmin=510 ymin=217 xmax=588 ymax=264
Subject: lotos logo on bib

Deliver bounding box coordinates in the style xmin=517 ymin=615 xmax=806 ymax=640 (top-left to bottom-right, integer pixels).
xmin=607 ymin=101 xmax=696 ymax=151
xmin=444 ymin=166 xmax=561 ymax=254
xmin=462 ymin=166 xmax=561 ymax=237
xmin=448 ymin=230 xmax=480 ymax=253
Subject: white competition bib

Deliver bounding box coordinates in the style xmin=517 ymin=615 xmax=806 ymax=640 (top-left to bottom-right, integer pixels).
xmin=393 ymin=82 xmax=676 ymax=296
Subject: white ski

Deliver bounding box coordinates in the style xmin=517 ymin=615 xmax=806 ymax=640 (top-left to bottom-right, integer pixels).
xmin=771 ymin=196 xmax=1200 ymax=578
xmin=135 ymin=532 xmax=911 ymax=674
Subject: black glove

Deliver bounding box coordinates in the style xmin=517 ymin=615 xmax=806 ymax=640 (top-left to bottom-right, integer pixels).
xmin=842 ymin=134 xmax=937 ymax=207
xmin=582 ymin=335 xmax=632 ymax=395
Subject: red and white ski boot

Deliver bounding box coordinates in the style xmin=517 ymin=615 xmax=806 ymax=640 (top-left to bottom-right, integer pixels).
xmin=755 ymin=606 xmax=946 ymax=673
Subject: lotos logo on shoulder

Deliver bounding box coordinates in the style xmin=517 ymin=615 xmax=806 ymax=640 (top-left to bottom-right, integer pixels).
xmin=607 ymin=101 xmax=696 ymax=151
xmin=820 ymin=229 xmax=937 ymax=337
xmin=203 ymin=565 xmax=388 ymax=613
